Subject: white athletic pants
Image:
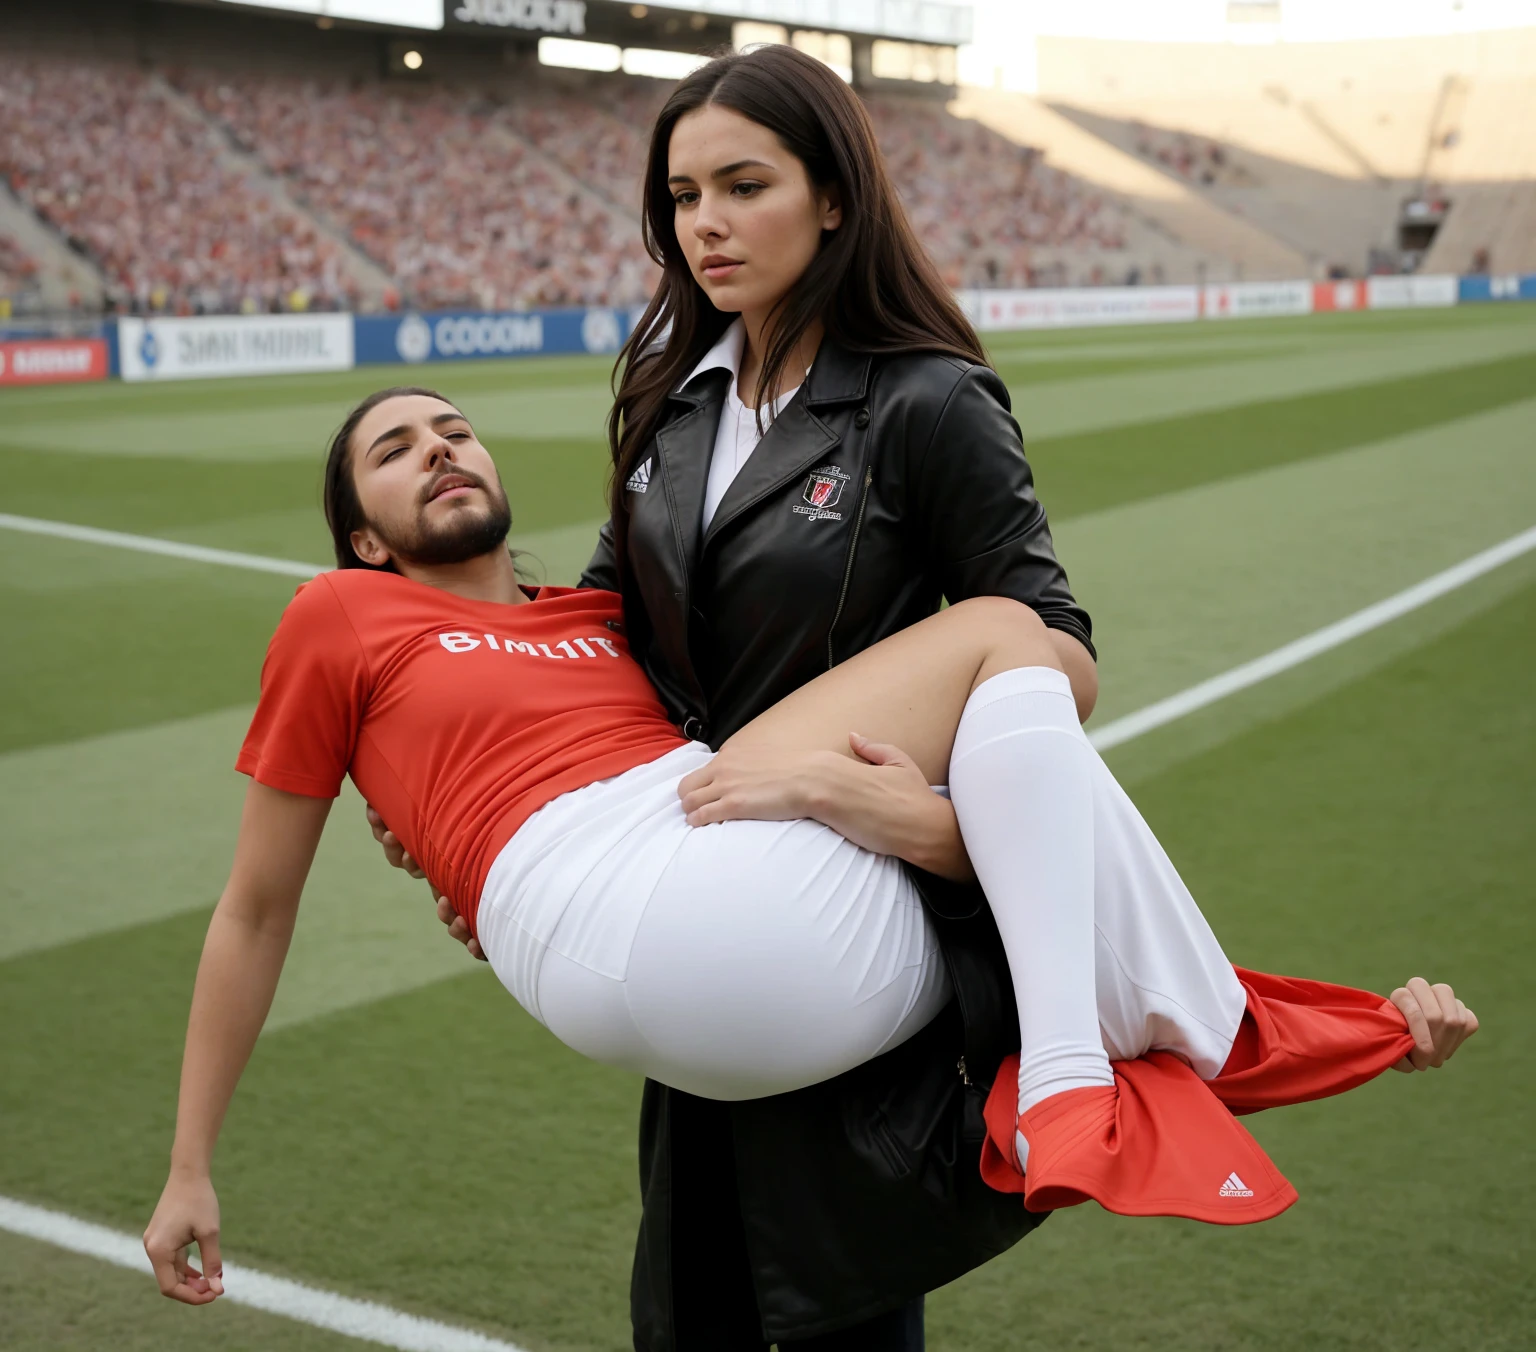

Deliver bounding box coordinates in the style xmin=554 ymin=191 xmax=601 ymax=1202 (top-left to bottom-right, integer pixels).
xmin=477 ymin=681 xmax=1246 ymax=1102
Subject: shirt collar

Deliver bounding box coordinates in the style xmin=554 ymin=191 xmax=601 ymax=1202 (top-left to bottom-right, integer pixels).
xmin=680 ymin=317 xmax=746 ymax=390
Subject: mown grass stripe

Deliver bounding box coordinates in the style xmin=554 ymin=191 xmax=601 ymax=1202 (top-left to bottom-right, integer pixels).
xmin=1033 ymin=351 xmax=1536 ymax=520
xmin=9 ymin=510 xmax=1536 ymax=758
xmin=1089 ymin=523 xmax=1536 ymax=750
xmin=0 ymin=1196 xmax=530 ymax=1352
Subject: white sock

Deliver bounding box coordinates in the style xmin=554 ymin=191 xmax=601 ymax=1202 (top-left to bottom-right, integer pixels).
xmin=948 ymin=667 xmax=1115 ymax=1168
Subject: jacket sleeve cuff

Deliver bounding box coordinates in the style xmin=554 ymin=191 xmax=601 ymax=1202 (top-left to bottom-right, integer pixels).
xmin=943 ymin=536 xmax=1097 ymax=662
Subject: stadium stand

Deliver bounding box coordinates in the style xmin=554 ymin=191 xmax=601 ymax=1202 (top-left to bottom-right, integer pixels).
xmin=175 ymin=71 xmax=657 ymax=310
xmin=0 ymin=232 xmax=39 ymax=306
xmin=0 ymin=55 xmax=358 ymax=314
xmin=6 ymin=0 xmax=1526 ymax=314
xmin=1054 ymin=99 xmax=1403 ymax=277
xmin=866 ymin=95 xmax=1131 ymax=287
xmin=504 ymin=76 xmax=660 ymax=214
xmin=1029 ymin=28 xmax=1536 ymax=277
xmin=0 ymin=0 xmax=1203 ymax=313
xmin=1419 ymin=71 xmax=1536 ymax=275
xmin=948 ymin=89 xmax=1309 ymax=282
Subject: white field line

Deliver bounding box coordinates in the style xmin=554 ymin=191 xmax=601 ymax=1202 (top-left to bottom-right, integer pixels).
xmin=0 ymin=512 xmax=321 ymax=579
xmin=1088 ymin=522 xmax=1536 ymax=751
xmin=0 ymin=1195 xmax=530 ymax=1352
xmin=2 ymin=513 xmax=1535 ymax=1346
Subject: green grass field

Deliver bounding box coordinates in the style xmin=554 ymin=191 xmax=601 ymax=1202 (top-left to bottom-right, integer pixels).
xmin=2 ymin=304 xmax=1533 ymax=1350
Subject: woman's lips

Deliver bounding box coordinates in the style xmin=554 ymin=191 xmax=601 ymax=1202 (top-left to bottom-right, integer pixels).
xmin=702 ymin=260 xmax=742 ymax=280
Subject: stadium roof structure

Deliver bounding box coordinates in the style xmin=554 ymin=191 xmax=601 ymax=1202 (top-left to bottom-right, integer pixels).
xmin=202 ymin=0 xmax=974 ymax=45
xmin=617 ymin=1 xmax=973 ymax=44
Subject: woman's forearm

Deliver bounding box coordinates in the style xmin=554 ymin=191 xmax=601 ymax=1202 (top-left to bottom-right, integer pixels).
xmin=803 ymin=755 xmax=976 ymax=884
xmin=170 ymin=901 xmax=298 ymax=1175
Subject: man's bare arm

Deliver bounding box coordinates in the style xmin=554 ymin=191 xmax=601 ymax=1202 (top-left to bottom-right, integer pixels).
xmin=144 ymin=783 xmax=332 ymax=1303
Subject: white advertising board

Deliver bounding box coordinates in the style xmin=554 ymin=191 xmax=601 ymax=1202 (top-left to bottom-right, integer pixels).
xmin=118 ymin=313 xmax=355 ymax=382
xmin=1202 ymin=280 xmax=1313 ymax=319
xmin=961 ymin=285 xmax=1200 ymax=331
xmin=1366 ymin=274 xmax=1458 ymax=309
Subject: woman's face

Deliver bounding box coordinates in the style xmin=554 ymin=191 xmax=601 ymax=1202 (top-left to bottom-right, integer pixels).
xmin=667 ymin=103 xmax=841 ymax=322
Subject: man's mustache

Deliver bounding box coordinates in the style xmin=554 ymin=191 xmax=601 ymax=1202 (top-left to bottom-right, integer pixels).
xmin=419 ymin=468 xmax=494 ymax=506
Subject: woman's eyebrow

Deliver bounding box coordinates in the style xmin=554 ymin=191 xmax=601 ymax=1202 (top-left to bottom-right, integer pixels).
xmin=667 ymin=158 xmax=773 ymax=185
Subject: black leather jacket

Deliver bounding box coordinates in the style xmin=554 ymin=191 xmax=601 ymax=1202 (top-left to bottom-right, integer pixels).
xmin=581 ymin=338 xmax=1094 ymax=1347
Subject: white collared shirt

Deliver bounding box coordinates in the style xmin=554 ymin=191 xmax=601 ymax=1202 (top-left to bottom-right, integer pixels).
xmin=682 ymin=318 xmax=806 ymax=531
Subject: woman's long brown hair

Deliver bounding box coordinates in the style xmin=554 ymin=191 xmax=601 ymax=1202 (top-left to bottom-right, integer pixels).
xmin=607 ymin=44 xmax=987 ymax=570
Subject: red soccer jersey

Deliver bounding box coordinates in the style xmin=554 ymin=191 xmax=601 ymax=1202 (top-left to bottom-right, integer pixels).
xmin=236 ymin=571 xmax=687 ymax=931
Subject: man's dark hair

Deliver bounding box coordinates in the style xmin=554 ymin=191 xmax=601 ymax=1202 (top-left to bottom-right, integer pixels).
xmin=322 ymin=385 xmax=454 ymax=571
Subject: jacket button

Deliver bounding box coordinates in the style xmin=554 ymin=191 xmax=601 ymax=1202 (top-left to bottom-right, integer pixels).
xmin=854 ymin=408 xmax=871 ymax=429
xmin=681 ymin=716 xmax=707 ymax=742
xmin=606 ymin=619 xmax=623 ymax=632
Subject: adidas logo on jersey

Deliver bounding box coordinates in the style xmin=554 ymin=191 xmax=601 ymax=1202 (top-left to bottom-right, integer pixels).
xmin=625 ymin=458 xmax=652 ymax=494
xmin=1218 ymin=1171 xmax=1255 ymax=1198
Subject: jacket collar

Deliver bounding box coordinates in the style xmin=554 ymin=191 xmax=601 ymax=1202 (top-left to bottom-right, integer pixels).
xmin=680 ymin=317 xmax=746 ymax=392
xmin=668 ymin=326 xmax=873 ymax=410
xmin=802 ymin=337 xmax=872 ymax=408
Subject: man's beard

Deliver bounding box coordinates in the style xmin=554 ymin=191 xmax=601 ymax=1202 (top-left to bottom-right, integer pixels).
xmin=370 ymin=476 xmax=513 ymax=568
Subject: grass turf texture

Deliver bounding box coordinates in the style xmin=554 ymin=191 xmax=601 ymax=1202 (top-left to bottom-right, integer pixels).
xmin=1 ymin=304 xmax=1532 ymax=1349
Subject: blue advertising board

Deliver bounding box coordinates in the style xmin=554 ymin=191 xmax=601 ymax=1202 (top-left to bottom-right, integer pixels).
xmin=1456 ymin=273 xmax=1536 ymax=302
xmin=354 ymin=306 xmax=643 ymax=367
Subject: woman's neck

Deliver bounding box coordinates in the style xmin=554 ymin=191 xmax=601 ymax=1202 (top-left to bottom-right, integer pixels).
xmin=737 ymin=313 xmax=824 ymax=410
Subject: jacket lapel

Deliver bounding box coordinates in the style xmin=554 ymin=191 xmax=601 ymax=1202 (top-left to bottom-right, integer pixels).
xmin=655 ymin=370 xmax=728 ymax=583
xmin=699 ymin=338 xmax=870 ymax=551
xmin=701 ymin=394 xmax=840 ymax=552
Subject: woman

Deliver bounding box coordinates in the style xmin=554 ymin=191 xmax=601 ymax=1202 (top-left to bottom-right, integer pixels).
xmin=145 ymin=386 xmax=1473 ymax=1314
xmin=377 ymin=46 xmax=1095 ymax=1350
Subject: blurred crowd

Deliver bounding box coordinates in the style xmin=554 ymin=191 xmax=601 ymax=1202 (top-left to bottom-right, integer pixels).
xmin=1 ymin=53 xmax=1137 ymax=314
xmin=502 ymin=79 xmax=660 ymax=214
xmin=0 ymin=57 xmax=354 ymax=314
xmin=1130 ymin=122 xmax=1252 ymax=187
xmin=0 ymin=233 xmax=39 ymax=301
xmin=869 ymin=98 xmax=1128 ymax=288
xmin=178 ymin=71 xmax=657 ymax=311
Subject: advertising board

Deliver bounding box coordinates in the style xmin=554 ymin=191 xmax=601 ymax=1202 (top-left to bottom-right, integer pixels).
xmin=0 ymin=338 xmax=109 ymax=386
xmin=445 ymin=0 xmax=587 ymax=33
xmin=960 ymin=285 xmax=1200 ymax=331
xmin=1203 ymin=280 xmax=1313 ymax=319
xmin=1457 ymin=273 xmax=1536 ymax=303
xmin=117 ymin=313 xmax=355 ymax=382
xmin=354 ymin=306 xmax=639 ymax=365
xmin=1312 ymin=280 xmax=1364 ymax=312
xmin=1365 ymin=274 xmax=1458 ymax=309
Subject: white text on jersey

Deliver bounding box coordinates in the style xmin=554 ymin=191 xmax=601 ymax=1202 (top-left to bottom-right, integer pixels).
xmin=439 ymin=632 xmax=620 ymax=659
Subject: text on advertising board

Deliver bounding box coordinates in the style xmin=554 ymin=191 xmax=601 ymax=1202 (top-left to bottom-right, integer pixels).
xmin=450 ymin=0 xmax=586 ymax=31
xmin=118 ymin=314 xmax=354 ymax=382
xmin=0 ymin=339 xmax=109 ymax=386
xmin=364 ymin=307 xmax=631 ymax=365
